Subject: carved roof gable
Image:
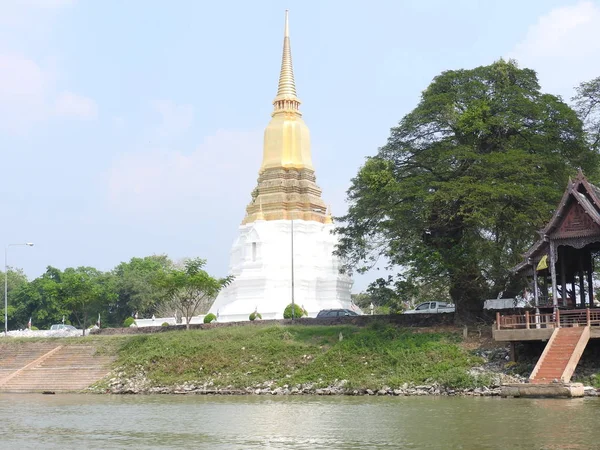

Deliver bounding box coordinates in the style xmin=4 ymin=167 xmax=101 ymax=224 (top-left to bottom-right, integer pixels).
xmin=512 ymin=170 xmax=600 ymax=274
xmin=541 ymin=172 xmax=600 ymax=237
xmin=551 ymin=198 xmax=600 ymax=239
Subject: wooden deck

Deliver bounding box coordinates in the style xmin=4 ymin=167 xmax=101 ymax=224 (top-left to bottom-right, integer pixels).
xmin=493 ymin=308 xmax=600 ymax=341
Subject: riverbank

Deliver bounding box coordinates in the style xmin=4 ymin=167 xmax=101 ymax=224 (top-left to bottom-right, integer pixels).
xmin=90 ymin=323 xmax=534 ymax=396
xmin=5 ymin=323 xmax=600 ymax=396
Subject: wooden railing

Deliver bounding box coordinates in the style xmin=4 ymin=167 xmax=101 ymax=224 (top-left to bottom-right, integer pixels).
xmin=496 ymin=309 xmax=600 ymax=330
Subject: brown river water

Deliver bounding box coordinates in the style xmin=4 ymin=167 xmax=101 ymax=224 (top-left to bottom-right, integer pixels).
xmin=0 ymin=394 xmax=598 ymax=449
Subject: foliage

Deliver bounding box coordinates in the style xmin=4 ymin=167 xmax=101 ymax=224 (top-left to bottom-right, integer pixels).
xmin=2 ymin=254 xmax=217 ymax=332
xmin=573 ymin=76 xmax=600 ymax=151
xmin=60 ymin=267 xmax=115 ymax=335
xmin=283 ymin=303 xmax=306 ymax=319
xmin=0 ymin=268 xmax=31 ymax=329
xmin=30 ymin=326 xmax=39 ymax=330
xmin=110 ymin=255 xmax=173 ymax=326
xmin=10 ymin=268 xmax=68 ymax=331
xmin=123 ymin=317 xmax=136 ymax=328
xmin=113 ymin=324 xmax=484 ymax=390
xmin=6 ymin=266 xmax=114 ymax=334
xmin=358 ymin=275 xmax=451 ymax=313
xmin=335 ymin=60 xmax=599 ymax=320
xmin=154 ymin=258 xmax=232 ymax=330
xmin=161 ymin=322 xmax=170 ymax=327
xmin=204 ymin=313 xmax=217 ymax=324
xmin=249 ymin=312 xmax=262 ymax=321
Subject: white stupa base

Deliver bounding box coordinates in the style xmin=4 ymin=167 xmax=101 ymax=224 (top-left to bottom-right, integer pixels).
xmin=209 ymin=219 xmax=357 ymax=322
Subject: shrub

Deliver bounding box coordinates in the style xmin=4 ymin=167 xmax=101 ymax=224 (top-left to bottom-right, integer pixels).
xmin=204 ymin=313 xmax=217 ymax=324
xmin=123 ymin=317 xmax=136 ymax=328
xmin=30 ymin=326 xmax=39 ymax=330
xmin=249 ymin=312 xmax=262 ymax=321
xmin=161 ymin=322 xmax=170 ymax=327
xmin=283 ymin=303 xmax=306 ymax=319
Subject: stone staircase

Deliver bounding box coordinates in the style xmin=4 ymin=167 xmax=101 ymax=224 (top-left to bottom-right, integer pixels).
xmin=0 ymin=344 xmax=114 ymax=392
xmin=530 ymin=326 xmax=590 ymax=384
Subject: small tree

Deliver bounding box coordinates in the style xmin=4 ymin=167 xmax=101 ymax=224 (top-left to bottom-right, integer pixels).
xmin=155 ymin=258 xmax=232 ymax=330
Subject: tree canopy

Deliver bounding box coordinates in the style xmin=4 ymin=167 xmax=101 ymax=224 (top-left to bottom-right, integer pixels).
xmin=1 ymin=254 xmax=224 ymax=331
xmin=573 ymin=75 xmax=600 ymax=152
xmin=336 ymin=60 xmax=600 ymax=319
xmin=110 ymin=255 xmax=173 ymax=324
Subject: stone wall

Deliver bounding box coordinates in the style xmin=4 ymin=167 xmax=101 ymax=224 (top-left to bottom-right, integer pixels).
xmin=90 ymin=313 xmax=455 ymax=336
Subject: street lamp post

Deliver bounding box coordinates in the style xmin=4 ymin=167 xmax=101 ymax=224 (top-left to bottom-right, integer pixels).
xmin=291 ymin=218 xmax=295 ymax=320
xmin=4 ymin=243 xmax=34 ymax=336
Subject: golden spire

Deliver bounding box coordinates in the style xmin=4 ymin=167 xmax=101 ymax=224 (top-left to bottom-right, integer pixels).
xmin=244 ymin=10 xmax=327 ymax=225
xmin=273 ymin=10 xmax=300 ymax=113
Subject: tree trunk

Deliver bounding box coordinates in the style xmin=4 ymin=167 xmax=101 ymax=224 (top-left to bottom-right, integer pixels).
xmin=449 ymin=266 xmax=486 ymax=323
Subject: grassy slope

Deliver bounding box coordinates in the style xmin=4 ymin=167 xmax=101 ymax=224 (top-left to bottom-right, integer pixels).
xmin=114 ymin=324 xmax=490 ymax=390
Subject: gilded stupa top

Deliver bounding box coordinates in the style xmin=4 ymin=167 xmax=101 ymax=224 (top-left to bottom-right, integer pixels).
xmin=243 ymin=11 xmax=329 ymax=225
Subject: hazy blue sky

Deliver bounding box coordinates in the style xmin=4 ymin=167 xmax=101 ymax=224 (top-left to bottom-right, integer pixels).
xmin=1 ymin=0 xmax=599 ymax=292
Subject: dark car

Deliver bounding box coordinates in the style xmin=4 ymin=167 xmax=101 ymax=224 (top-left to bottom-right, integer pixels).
xmin=316 ymin=309 xmax=359 ymax=318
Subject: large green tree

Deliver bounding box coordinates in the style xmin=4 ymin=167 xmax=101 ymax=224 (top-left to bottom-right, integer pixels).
xmin=10 ymin=267 xmax=68 ymax=330
xmin=336 ymin=60 xmax=599 ymax=320
xmin=573 ymin=76 xmax=600 ymax=151
xmin=110 ymin=254 xmax=172 ymax=325
xmin=60 ymin=267 xmax=115 ymax=335
xmin=0 ymin=268 xmax=30 ymax=330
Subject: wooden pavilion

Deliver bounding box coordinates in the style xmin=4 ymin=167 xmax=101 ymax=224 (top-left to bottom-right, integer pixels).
xmin=512 ymin=170 xmax=600 ymax=311
xmin=495 ymin=171 xmax=600 ymax=386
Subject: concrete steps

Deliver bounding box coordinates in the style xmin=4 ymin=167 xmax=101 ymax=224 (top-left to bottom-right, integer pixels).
xmin=0 ymin=344 xmax=115 ymax=392
xmin=530 ymin=326 xmax=590 ymax=384
xmin=0 ymin=342 xmax=59 ymax=381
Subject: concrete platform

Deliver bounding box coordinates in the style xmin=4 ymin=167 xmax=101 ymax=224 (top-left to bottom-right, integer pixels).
xmin=501 ymin=382 xmax=584 ymax=398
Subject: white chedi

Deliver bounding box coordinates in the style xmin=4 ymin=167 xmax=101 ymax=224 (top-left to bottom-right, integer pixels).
xmin=208 ymin=218 xmax=355 ymax=322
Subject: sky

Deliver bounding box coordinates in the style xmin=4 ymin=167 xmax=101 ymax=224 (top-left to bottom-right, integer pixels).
xmin=1 ymin=0 xmax=600 ymax=292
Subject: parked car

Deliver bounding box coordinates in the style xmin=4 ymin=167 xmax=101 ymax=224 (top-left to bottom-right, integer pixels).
xmin=50 ymin=324 xmax=78 ymax=331
xmin=317 ymin=309 xmax=359 ymax=318
xmin=404 ymin=302 xmax=455 ymax=314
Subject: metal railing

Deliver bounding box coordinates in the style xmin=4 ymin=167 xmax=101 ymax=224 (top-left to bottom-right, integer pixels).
xmin=496 ymin=309 xmax=600 ymax=330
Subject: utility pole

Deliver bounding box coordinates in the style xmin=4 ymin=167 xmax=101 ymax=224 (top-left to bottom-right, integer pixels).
xmin=291 ymin=217 xmax=295 ymax=319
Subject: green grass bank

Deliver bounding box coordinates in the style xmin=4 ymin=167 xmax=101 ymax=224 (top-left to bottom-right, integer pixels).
xmin=99 ymin=323 xmax=498 ymax=392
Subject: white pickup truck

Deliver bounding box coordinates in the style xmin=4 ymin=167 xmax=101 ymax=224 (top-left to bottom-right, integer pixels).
xmin=404 ymin=301 xmax=456 ymax=314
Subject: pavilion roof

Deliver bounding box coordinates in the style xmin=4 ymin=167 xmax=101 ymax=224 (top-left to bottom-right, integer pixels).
xmin=513 ymin=170 xmax=600 ymax=275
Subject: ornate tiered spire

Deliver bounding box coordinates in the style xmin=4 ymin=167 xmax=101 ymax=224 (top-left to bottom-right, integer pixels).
xmin=273 ymin=10 xmax=301 ymax=114
xmin=243 ymin=11 xmax=328 ymax=224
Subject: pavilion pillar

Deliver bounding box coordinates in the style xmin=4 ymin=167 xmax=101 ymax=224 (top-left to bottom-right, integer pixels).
xmin=587 ymin=251 xmax=594 ymax=307
xmin=579 ymin=255 xmax=586 ymax=307
xmin=532 ymin=263 xmax=540 ymax=328
xmin=533 ymin=263 xmax=539 ymax=308
xmin=542 ymin=271 xmax=548 ymax=306
xmin=570 ymin=273 xmax=577 ymax=307
xmin=550 ymin=242 xmax=558 ymax=310
xmin=560 ymin=248 xmax=567 ymax=307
